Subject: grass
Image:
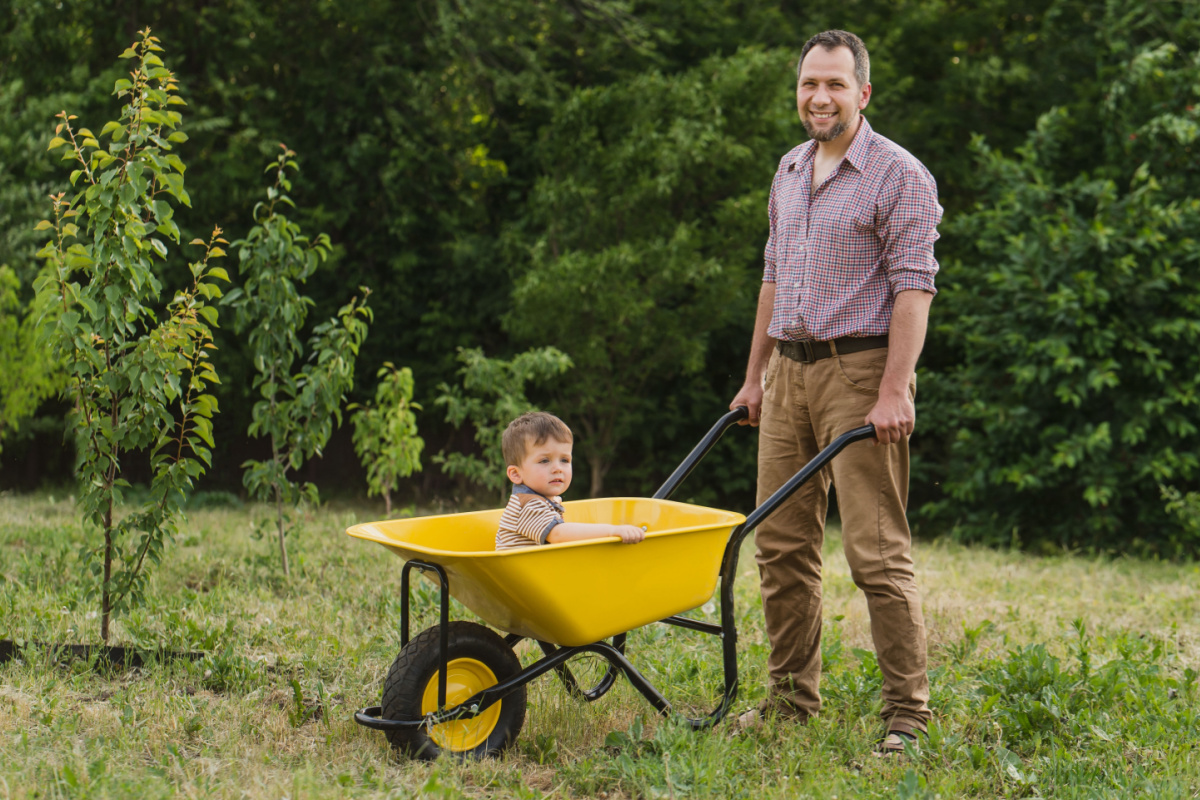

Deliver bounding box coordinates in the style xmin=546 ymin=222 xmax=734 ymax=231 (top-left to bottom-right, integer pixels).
xmin=0 ymin=490 xmax=1198 ymax=799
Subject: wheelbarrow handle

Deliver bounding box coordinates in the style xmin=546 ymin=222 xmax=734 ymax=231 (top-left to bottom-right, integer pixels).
xmin=653 ymin=406 xmax=750 ymax=500
xmin=741 ymin=423 xmax=877 ymax=532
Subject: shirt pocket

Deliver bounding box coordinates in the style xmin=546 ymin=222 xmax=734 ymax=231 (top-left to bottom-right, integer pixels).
xmin=831 ymin=206 xmax=879 ymax=255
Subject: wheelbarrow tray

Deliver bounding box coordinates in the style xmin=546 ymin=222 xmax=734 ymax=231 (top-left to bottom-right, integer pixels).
xmin=346 ymin=497 xmax=745 ymax=647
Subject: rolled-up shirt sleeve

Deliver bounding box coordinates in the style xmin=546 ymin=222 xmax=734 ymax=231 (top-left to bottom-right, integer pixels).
xmin=516 ymin=499 xmax=563 ymax=545
xmin=878 ymin=163 xmax=942 ymax=295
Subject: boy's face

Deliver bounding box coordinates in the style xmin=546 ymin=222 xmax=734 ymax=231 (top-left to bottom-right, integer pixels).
xmin=507 ymin=437 xmax=573 ymax=498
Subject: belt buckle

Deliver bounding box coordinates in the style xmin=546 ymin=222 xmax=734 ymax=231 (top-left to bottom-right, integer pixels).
xmin=801 ymin=340 xmax=815 ymax=363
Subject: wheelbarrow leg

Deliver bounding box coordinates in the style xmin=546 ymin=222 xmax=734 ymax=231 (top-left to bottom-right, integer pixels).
xmin=400 ymin=559 xmax=451 ymax=710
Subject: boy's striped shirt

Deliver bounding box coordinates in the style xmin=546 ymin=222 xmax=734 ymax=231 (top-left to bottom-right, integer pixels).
xmin=495 ymin=485 xmax=564 ymax=550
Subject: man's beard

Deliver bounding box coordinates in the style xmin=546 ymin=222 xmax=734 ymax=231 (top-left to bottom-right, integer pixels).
xmin=802 ymin=115 xmax=849 ymax=142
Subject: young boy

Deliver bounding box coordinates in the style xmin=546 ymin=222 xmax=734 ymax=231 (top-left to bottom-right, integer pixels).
xmin=495 ymin=411 xmax=646 ymax=550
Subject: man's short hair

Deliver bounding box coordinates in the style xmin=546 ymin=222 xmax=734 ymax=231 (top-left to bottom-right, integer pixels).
xmin=502 ymin=411 xmax=573 ymax=467
xmin=797 ymin=29 xmax=870 ymax=88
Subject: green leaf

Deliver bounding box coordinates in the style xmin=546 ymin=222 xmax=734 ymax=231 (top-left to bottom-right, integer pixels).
xmin=167 ymin=131 xmax=189 ymax=144
xmin=193 ymin=417 xmax=215 ymax=447
xmin=47 ymin=137 xmax=68 ymax=150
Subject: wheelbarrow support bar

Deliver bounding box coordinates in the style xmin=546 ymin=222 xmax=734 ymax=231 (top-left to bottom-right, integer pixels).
xmin=536 ymin=635 xmax=627 ymax=702
xmin=355 ymin=639 xmax=668 ymax=731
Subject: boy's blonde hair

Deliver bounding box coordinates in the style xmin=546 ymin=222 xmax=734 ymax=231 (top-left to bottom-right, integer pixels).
xmin=502 ymin=411 xmax=573 ymax=466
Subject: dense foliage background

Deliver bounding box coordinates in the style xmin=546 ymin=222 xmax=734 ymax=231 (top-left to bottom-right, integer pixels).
xmin=2 ymin=0 xmax=1198 ymax=556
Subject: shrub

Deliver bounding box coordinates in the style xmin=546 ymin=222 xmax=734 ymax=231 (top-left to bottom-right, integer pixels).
xmin=434 ymin=346 xmax=572 ymax=503
xmin=350 ymin=362 xmax=424 ymax=517
xmin=920 ymin=14 xmax=1200 ymax=556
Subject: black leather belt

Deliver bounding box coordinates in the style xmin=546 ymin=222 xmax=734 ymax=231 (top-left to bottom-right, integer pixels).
xmin=777 ymin=336 xmax=888 ymax=363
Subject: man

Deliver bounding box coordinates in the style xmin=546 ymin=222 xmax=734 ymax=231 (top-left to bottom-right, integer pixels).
xmin=729 ymin=29 xmax=941 ymax=756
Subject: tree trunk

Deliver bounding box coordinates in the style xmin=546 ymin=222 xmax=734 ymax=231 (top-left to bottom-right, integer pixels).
xmin=101 ymin=502 xmax=113 ymax=643
xmin=383 ymin=488 xmax=392 ymax=517
xmin=274 ymin=482 xmax=290 ymax=577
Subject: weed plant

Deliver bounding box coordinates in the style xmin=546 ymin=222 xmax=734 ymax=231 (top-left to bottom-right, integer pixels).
xmin=0 ymin=493 xmax=1197 ymax=798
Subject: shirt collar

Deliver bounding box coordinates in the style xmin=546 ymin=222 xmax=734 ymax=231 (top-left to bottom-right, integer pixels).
xmin=843 ymin=115 xmax=874 ymax=171
xmin=513 ymin=484 xmax=560 ymax=503
xmin=787 ymin=114 xmax=874 ymax=173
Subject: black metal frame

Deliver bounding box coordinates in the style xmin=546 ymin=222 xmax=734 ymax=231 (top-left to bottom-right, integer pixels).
xmin=354 ymin=408 xmax=876 ymax=734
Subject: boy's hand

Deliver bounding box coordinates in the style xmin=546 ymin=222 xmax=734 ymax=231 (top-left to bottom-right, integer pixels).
xmin=614 ymin=524 xmax=645 ymax=544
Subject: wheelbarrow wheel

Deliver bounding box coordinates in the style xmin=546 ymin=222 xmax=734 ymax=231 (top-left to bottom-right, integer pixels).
xmin=381 ymin=621 xmax=526 ymax=760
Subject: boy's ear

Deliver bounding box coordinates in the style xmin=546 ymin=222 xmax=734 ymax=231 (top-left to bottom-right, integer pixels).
xmin=506 ymin=465 xmax=523 ymax=485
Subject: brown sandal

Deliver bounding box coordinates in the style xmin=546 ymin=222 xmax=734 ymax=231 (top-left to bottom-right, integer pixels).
xmin=732 ymin=698 xmax=811 ymax=732
xmin=873 ymin=720 xmax=925 ymax=757
xmin=874 ymin=730 xmax=918 ymax=756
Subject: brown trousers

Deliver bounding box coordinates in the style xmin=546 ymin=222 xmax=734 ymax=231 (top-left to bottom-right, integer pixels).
xmin=755 ymin=344 xmax=930 ymax=731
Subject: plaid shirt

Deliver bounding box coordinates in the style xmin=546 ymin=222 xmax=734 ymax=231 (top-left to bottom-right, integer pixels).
xmin=764 ymin=116 xmax=942 ymax=342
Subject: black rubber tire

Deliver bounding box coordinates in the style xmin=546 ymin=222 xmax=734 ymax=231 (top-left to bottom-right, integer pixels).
xmin=381 ymin=621 xmax=526 ymax=760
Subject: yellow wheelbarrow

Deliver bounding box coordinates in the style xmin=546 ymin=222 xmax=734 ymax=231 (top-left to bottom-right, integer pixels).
xmin=350 ymin=408 xmax=875 ymax=759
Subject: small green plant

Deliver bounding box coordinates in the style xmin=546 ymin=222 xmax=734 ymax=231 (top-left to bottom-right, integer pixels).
xmin=523 ymin=732 xmax=559 ymax=765
xmin=193 ymin=646 xmax=265 ymax=693
xmin=287 ymin=678 xmax=325 ymax=727
xmin=35 ymin=29 xmax=225 ymax=642
xmin=943 ymin=619 xmax=996 ymax=665
xmin=896 ymin=769 xmax=935 ymax=800
xmin=434 ymin=346 xmax=571 ymax=502
xmin=350 ymin=362 xmax=423 ymax=516
xmin=823 ymin=646 xmax=884 ymax=713
xmin=225 ymin=146 xmax=371 ymax=576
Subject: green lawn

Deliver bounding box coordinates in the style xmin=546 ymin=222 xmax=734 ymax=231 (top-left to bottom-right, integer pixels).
xmin=1 ymin=492 xmax=1197 ymax=799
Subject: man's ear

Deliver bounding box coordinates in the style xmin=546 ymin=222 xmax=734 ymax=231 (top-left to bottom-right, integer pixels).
xmin=859 ymin=81 xmax=872 ymax=110
xmin=506 ymin=464 xmax=523 ymax=485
